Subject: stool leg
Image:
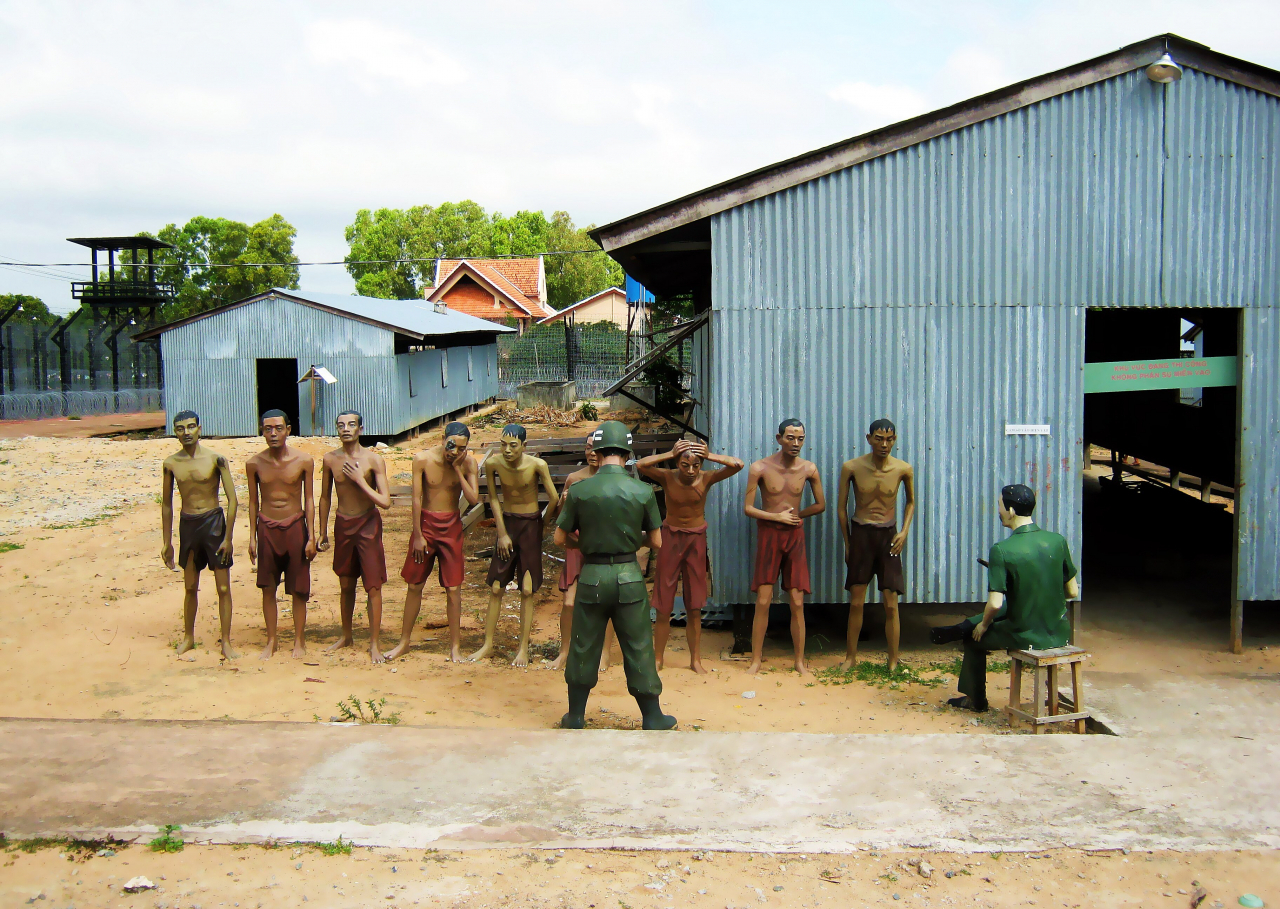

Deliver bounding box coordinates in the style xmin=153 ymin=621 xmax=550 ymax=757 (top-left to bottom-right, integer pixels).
xmin=1032 ymin=666 xmax=1044 ymax=734
xmin=1048 ymin=665 xmax=1060 ymax=720
xmin=1009 ymin=659 xmax=1022 ymax=727
xmin=1071 ymin=660 xmax=1086 ymax=734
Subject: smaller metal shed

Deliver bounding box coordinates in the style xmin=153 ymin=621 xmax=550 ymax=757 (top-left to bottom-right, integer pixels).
xmin=136 ymin=289 xmax=513 ymax=437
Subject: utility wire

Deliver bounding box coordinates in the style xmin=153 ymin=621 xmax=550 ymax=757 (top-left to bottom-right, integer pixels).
xmin=0 ymin=248 xmax=608 ymax=269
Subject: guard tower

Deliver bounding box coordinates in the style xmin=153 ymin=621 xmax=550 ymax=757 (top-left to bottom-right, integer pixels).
xmin=67 ymin=236 xmax=176 ymax=391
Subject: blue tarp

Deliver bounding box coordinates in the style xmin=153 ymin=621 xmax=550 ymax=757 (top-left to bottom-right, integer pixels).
xmin=625 ymin=274 xmax=655 ymax=305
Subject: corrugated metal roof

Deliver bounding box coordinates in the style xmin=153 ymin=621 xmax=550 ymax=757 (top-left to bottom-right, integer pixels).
xmin=136 ymin=288 xmax=515 ymax=341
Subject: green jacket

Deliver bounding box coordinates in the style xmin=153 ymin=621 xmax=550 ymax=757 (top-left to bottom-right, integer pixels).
xmin=987 ymin=523 xmax=1077 ymax=650
xmin=556 ymin=464 xmax=661 ymax=556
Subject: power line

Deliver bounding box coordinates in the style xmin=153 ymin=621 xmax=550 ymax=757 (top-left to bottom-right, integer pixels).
xmin=0 ymin=248 xmax=608 ymax=269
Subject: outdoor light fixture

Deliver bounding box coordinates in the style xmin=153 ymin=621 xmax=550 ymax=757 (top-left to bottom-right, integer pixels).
xmin=1146 ymin=52 xmax=1183 ymax=84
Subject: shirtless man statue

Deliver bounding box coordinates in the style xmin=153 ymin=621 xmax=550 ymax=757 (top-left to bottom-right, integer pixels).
xmin=743 ymin=418 xmax=825 ymax=677
xmin=469 ymin=423 xmax=560 ymax=667
xmin=637 ymin=438 xmax=743 ymax=673
xmin=317 ymin=410 xmax=391 ymax=663
xmin=386 ymin=421 xmax=480 ymax=662
xmin=160 ymin=410 xmax=239 ymax=660
xmin=837 ymin=418 xmax=915 ymax=672
xmin=246 ymin=409 xmax=317 ymax=660
xmin=550 ymin=434 xmax=608 ymax=672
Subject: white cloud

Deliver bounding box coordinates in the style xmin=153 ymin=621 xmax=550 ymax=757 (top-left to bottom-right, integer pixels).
xmin=305 ymin=18 xmax=467 ymax=89
xmin=827 ymin=81 xmax=930 ymax=124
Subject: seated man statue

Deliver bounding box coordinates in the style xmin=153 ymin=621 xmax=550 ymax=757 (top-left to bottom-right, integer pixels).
xmin=930 ymin=484 xmax=1079 ymax=712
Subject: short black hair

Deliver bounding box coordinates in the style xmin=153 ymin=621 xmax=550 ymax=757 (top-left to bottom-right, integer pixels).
xmin=868 ymin=418 xmax=897 ymax=436
xmin=777 ymin=418 xmax=804 ymax=436
xmin=261 ymin=408 xmax=290 ymax=427
xmin=173 ymin=410 xmax=200 ymax=427
xmin=501 ymin=423 xmax=527 ymax=442
xmin=444 ymin=421 xmax=470 ymax=440
xmin=1001 ymin=484 xmax=1037 ymax=517
xmin=336 ymin=410 xmax=363 ymax=427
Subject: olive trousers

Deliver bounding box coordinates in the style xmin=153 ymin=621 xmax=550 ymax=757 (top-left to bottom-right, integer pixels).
xmin=564 ymin=562 xmax=662 ymax=697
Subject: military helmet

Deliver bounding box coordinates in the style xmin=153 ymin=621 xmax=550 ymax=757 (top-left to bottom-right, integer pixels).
xmin=590 ymin=420 xmax=634 ymax=456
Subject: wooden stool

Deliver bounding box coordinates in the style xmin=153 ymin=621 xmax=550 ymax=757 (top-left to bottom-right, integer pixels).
xmin=1006 ymin=646 xmax=1090 ymax=734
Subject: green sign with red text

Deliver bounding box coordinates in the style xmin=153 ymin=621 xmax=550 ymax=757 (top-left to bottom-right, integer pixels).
xmin=1083 ymin=356 xmax=1237 ymax=394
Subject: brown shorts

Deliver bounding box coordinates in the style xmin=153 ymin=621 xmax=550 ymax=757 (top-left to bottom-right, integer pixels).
xmin=487 ymin=511 xmax=544 ymax=593
xmin=751 ymin=521 xmax=811 ymax=593
xmin=558 ymin=545 xmax=584 ymax=592
xmin=401 ymin=510 xmax=465 ymax=588
xmin=653 ymin=522 xmax=709 ymax=616
xmin=332 ymin=509 xmax=388 ymax=589
xmin=845 ymin=522 xmax=905 ymax=594
xmin=179 ymin=508 xmax=231 ymax=572
xmin=256 ymin=512 xmax=311 ymax=597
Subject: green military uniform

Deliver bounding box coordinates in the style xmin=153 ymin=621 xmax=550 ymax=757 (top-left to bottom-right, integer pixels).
xmin=556 ymin=422 xmax=674 ymax=729
xmin=958 ymin=523 xmax=1078 ymax=707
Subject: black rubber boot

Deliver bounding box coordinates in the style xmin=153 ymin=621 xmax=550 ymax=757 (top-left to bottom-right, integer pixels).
xmin=561 ymin=684 xmax=591 ymax=729
xmin=635 ymin=694 xmax=677 ymax=730
xmin=930 ymin=622 xmax=970 ymax=645
xmin=947 ymin=695 xmax=989 ymax=713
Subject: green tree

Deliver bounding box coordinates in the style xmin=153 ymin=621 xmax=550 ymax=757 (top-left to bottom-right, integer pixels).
xmin=345 ymin=206 xmax=428 ymax=300
xmin=540 ymin=210 xmax=623 ymax=312
xmin=146 ymin=214 xmax=300 ymax=319
xmin=0 ymin=294 xmax=57 ymax=326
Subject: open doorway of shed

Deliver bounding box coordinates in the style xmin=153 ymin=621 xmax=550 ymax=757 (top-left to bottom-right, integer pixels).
xmin=256 ymin=358 xmax=300 ymax=434
xmin=1081 ymin=308 xmax=1239 ymax=650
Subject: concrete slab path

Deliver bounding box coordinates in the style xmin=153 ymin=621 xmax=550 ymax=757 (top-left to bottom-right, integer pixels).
xmin=3 ymin=718 xmax=1277 ymax=853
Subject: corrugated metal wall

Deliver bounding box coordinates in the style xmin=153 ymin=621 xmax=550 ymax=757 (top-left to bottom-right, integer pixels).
xmin=395 ymin=343 xmax=499 ymax=429
xmin=705 ymin=65 xmax=1280 ymax=604
xmin=161 ymin=294 xmax=499 ymax=437
xmin=1238 ymin=307 xmax=1280 ymax=599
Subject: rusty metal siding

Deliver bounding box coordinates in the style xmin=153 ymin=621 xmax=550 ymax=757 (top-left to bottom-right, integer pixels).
xmin=1163 ymin=70 xmax=1280 ymax=309
xmin=703 ymin=305 xmax=1084 ymax=605
xmin=1238 ymin=308 xmax=1280 ymax=599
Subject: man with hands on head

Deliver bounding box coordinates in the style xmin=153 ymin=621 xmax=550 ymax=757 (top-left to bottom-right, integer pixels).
xmin=636 ymin=437 xmax=743 ymax=673
xmin=318 ymin=410 xmax=391 ymax=663
xmin=387 ymin=421 xmax=480 ymax=662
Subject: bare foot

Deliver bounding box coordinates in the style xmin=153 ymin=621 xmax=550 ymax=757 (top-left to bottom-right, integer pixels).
xmin=690 ymin=660 xmax=709 ymax=675
xmin=548 ymin=650 xmax=568 ymax=671
xmin=291 ymin=643 xmax=307 ymax=659
xmin=795 ymin=661 xmax=813 ymax=679
xmin=326 ymin=637 xmax=353 ymax=653
xmin=887 ymin=659 xmax=898 ymax=674
xmin=467 ymin=644 xmax=493 ymax=662
xmin=449 ymin=645 xmax=465 ymax=663
xmin=839 ymin=657 xmax=856 ymax=672
xmin=176 ymin=638 xmax=196 ymax=657
xmin=384 ymin=640 xmax=411 ymax=661
xmin=656 ymin=653 xmax=665 ymax=671
xmin=370 ymin=646 xmax=385 ymax=665
xmin=220 ymin=640 xmax=240 ymax=660
xmin=178 ymin=651 xmax=196 ymax=662
xmin=259 ymin=640 xmax=277 ymax=661
xmin=746 ymin=660 xmax=762 ymax=674
xmin=511 ymin=648 xmax=529 ymax=668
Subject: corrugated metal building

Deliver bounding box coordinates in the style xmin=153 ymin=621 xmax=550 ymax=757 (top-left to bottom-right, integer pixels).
xmin=136 ymin=289 xmax=512 ymax=438
xmin=592 ymin=35 xmax=1280 ymax=650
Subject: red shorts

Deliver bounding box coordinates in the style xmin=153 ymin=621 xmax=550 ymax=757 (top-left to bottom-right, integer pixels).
xmin=332 ymin=509 xmax=388 ymax=589
xmin=653 ymin=522 xmax=709 ymax=616
xmin=751 ymin=521 xmax=811 ymax=593
xmin=256 ymin=512 xmax=311 ymax=597
xmin=558 ymin=545 xmax=584 ymax=592
xmin=401 ymin=510 xmax=465 ymax=588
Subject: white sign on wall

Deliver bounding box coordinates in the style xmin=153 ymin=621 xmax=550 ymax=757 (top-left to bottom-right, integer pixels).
xmin=1005 ymin=423 xmax=1051 ymax=436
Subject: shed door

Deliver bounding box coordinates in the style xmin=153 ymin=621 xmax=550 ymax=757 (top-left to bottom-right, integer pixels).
xmin=256 ymin=358 xmax=300 ymax=435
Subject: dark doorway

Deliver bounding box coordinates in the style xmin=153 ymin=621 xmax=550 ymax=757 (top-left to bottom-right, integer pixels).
xmin=1081 ymin=308 xmax=1240 ymax=648
xmin=256 ymin=358 xmax=300 ymax=434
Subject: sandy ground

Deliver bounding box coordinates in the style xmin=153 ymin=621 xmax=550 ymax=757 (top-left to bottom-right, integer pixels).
xmin=1 ymin=842 xmax=1272 ymax=909
xmin=0 ymin=410 xmax=166 ymax=440
xmin=1 ymin=418 xmax=1277 ymax=734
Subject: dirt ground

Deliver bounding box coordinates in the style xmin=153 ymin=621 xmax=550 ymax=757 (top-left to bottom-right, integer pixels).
xmin=0 ymin=841 xmax=1271 ymax=908
xmin=1 ymin=414 xmax=1277 ymax=735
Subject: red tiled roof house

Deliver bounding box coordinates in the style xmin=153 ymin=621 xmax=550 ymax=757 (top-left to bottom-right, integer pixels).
xmin=426 ymin=257 xmax=556 ymax=334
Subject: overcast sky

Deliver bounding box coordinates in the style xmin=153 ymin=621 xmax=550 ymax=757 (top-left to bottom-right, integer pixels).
xmin=3 ymin=0 xmax=1277 ymax=313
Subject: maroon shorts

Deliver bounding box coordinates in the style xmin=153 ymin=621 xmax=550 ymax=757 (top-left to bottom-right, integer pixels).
xmin=751 ymin=520 xmax=811 ymax=593
xmin=256 ymin=512 xmax=311 ymax=597
xmin=486 ymin=511 xmax=544 ymax=593
xmin=401 ymin=510 xmax=465 ymax=588
xmin=332 ymin=509 xmax=388 ymax=589
xmin=845 ymin=522 xmax=905 ymax=594
xmin=558 ymin=544 xmax=584 ymax=592
xmin=653 ymin=522 xmax=709 ymax=616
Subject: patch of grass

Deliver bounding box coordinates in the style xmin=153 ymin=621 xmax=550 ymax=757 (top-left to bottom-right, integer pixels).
xmin=335 ymin=695 xmax=401 ymax=725
xmin=815 ymin=661 xmax=948 ymax=689
xmin=46 ymin=508 xmax=121 ymax=531
xmin=0 ymin=542 xmax=23 ymax=554
xmin=5 ymin=833 xmax=130 ymax=859
xmin=149 ymin=825 xmax=184 ymax=853
xmin=880 ymin=872 xmax=899 ymax=882
xmin=312 ymin=837 xmax=352 ymax=856
xmin=577 ymin=401 xmax=599 ymax=421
